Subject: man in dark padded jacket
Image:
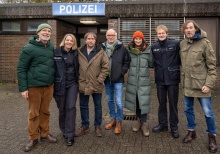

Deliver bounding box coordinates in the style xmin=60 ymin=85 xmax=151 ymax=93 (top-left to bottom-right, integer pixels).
xmin=151 ymin=25 xmax=181 ymax=138
xmin=102 ymin=29 xmax=130 ymax=135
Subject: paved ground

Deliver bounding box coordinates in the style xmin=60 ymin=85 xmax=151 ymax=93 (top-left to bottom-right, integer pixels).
xmin=0 ymin=82 xmax=220 ymax=154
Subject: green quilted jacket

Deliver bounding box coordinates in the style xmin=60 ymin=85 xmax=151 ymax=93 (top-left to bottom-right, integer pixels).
xmin=125 ymin=44 xmax=153 ymax=114
xmin=17 ymin=35 xmax=55 ymax=92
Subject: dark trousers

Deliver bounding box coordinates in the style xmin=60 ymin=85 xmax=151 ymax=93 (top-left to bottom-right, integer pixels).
xmin=54 ymin=84 xmax=78 ymax=138
xmin=136 ymin=95 xmax=147 ymax=123
xmin=79 ymin=93 xmax=102 ymax=127
xmin=157 ymin=84 xmax=179 ymax=130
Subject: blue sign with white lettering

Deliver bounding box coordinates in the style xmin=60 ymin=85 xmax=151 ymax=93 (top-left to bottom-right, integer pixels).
xmin=52 ymin=3 xmax=105 ymax=16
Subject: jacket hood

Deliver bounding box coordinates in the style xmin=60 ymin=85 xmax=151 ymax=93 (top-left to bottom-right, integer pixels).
xmin=29 ymin=35 xmax=52 ymax=47
xmin=190 ymin=29 xmax=207 ymax=40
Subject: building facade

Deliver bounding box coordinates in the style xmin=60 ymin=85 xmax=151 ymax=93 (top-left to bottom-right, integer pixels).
xmin=0 ymin=0 xmax=220 ymax=87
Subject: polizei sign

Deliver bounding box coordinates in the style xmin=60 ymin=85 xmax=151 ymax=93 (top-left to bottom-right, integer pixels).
xmin=52 ymin=3 xmax=105 ymax=16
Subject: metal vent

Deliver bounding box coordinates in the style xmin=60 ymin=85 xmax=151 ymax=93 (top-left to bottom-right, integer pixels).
xmin=123 ymin=115 xmax=138 ymax=121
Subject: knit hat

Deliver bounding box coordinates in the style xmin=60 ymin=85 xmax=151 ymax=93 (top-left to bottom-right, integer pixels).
xmin=132 ymin=31 xmax=144 ymax=40
xmin=36 ymin=23 xmax=52 ymax=33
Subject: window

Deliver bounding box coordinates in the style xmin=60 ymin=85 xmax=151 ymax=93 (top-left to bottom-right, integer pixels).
xmin=27 ymin=21 xmax=45 ymax=32
xmin=120 ymin=19 xmax=149 ymax=46
xmin=100 ymin=28 xmax=108 ymax=33
xmin=151 ymin=18 xmax=184 ymax=43
xmin=0 ymin=20 xmax=47 ymax=34
xmin=2 ymin=21 xmax=20 ymax=31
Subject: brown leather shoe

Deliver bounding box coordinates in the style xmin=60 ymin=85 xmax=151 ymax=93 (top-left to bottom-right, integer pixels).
xmin=24 ymin=139 xmax=38 ymax=152
xmin=114 ymin=121 xmax=122 ymax=134
xmin=208 ymin=133 xmax=218 ymax=153
xmin=95 ymin=126 xmax=102 ymax=137
xmin=40 ymin=134 xmax=57 ymax=143
xmin=105 ymin=118 xmax=116 ymax=130
xmin=75 ymin=126 xmax=89 ymax=137
xmin=183 ymin=130 xmax=196 ymax=143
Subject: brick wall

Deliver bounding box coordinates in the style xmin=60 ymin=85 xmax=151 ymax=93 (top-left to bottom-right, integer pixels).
xmin=56 ymin=21 xmax=76 ymax=48
xmin=0 ymin=35 xmax=31 ymax=82
xmin=0 ymin=19 xmax=78 ymax=82
xmin=0 ymin=20 xmax=58 ymax=82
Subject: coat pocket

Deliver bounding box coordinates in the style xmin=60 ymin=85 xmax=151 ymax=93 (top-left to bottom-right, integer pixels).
xmin=54 ymin=77 xmax=62 ymax=94
xmin=191 ymin=73 xmax=206 ymax=90
xmin=168 ymin=66 xmax=180 ymax=80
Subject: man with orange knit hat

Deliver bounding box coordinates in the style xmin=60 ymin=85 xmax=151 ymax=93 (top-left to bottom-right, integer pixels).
xmin=151 ymin=25 xmax=181 ymax=138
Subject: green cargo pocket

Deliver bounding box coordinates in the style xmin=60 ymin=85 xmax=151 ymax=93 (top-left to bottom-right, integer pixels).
xmin=191 ymin=73 xmax=206 ymax=90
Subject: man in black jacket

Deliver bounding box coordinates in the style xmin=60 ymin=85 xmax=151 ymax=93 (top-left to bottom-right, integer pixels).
xmin=151 ymin=25 xmax=181 ymax=138
xmin=102 ymin=29 xmax=130 ymax=134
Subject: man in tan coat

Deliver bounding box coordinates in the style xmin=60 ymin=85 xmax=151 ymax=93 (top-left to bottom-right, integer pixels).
xmin=75 ymin=32 xmax=109 ymax=137
xmin=180 ymin=20 xmax=217 ymax=153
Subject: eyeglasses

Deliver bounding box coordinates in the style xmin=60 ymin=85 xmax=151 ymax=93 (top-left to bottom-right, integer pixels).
xmin=107 ymin=35 xmax=116 ymax=37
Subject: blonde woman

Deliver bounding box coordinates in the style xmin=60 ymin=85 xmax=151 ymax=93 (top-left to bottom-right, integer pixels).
xmin=54 ymin=34 xmax=79 ymax=146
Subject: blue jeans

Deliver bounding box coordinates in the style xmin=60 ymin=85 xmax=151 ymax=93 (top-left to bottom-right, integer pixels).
xmin=184 ymin=96 xmax=216 ymax=134
xmin=105 ymin=77 xmax=124 ymax=122
xmin=79 ymin=93 xmax=102 ymax=127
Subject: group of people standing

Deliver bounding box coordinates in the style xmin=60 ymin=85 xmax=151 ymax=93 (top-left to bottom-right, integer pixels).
xmin=17 ymin=20 xmax=218 ymax=153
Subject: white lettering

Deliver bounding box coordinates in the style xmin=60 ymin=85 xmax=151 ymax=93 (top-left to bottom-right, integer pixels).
xmin=58 ymin=4 xmax=100 ymax=15
xmin=66 ymin=5 xmax=72 ymax=14
xmin=60 ymin=5 xmax=65 ymax=14
xmin=73 ymin=5 xmax=78 ymax=13
xmin=82 ymin=5 xmax=87 ymax=13
xmin=95 ymin=5 xmax=97 ymax=13
xmin=88 ymin=5 xmax=93 ymax=13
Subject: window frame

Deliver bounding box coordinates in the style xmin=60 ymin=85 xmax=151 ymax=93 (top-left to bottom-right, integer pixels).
xmin=0 ymin=19 xmax=47 ymax=35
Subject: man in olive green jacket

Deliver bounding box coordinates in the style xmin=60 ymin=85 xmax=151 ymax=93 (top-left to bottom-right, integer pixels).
xmin=17 ymin=23 xmax=57 ymax=152
xmin=180 ymin=20 xmax=217 ymax=153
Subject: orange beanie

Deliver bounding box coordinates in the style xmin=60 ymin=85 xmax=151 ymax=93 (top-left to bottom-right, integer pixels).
xmin=132 ymin=31 xmax=144 ymax=40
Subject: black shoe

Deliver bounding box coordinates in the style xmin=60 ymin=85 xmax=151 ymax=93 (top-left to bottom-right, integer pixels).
xmin=24 ymin=139 xmax=38 ymax=152
xmin=152 ymin=125 xmax=168 ymax=133
xmin=67 ymin=137 xmax=74 ymax=146
xmin=171 ymin=129 xmax=179 ymax=138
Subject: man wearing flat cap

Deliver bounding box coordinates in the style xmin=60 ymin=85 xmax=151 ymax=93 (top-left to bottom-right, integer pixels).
xmin=17 ymin=23 xmax=57 ymax=152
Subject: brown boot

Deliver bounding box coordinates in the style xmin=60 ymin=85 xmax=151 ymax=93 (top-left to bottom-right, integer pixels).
xmin=208 ymin=133 xmax=218 ymax=153
xmin=132 ymin=119 xmax=141 ymax=132
xmin=24 ymin=139 xmax=38 ymax=152
xmin=105 ymin=118 xmax=116 ymax=130
xmin=183 ymin=130 xmax=196 ymax=143
xmin=75 ymin=126 xmax=89 ymax=137
xmin=114 ymin=121 xmax=122 ymax=134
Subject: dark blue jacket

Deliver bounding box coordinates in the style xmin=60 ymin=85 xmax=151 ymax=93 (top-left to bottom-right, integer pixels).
xmin=151 ymin=38 xmax=180 ymax=85
xmin=102 ymin=40 xmax=131 ymax=83
xmin=54 ymin=47 xmax=79 ymax=95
